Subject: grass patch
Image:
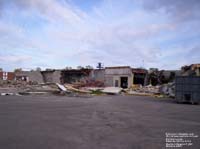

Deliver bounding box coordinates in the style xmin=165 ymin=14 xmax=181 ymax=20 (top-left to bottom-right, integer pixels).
xmin=90 ymin=89 xmax=103 ymax=95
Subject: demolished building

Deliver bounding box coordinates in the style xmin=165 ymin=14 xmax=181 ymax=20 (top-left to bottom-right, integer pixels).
xmin=181 ymin=64 xmax=200 ymax=76
xmin=15 ymin=71 xmax=44 ymax=83
xmin=60 ymin=69 xmax=91 ymax=84
xmin=15 ymin=69 xmax=93 ymax=85
xmin=12 ymin=66 xmax=183 ymax=89
xmin=41 ymin=70 xmax=61 ymax=84
xmin=147 ymin=69 xmax=181 ymax=86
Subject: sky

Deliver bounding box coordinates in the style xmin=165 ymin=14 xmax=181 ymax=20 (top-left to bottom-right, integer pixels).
xmin=0 ymin=0 xmax=200 ymax=71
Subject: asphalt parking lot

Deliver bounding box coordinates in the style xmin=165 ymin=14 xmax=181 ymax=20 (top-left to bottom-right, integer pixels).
xmin=0 ymin=95 xmax=199 ymax=149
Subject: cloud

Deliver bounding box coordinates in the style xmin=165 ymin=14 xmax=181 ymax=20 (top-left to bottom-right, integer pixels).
xmin=0 ymin=55 xmax=30 ymax=63
xmin=142 ymin=0 xmax=200 ymax=23
xmin=0 ymin=0 xmax=199 ymax=71
xmin=0 ymin=0 xmax=87 ymax=25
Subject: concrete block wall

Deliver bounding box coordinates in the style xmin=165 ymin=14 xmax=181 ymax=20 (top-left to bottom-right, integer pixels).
xmin=52 ymin=71 xmax=61 ymax=83
xmin=28 ymin=71 xmax=44 ymax=83
xmin=105 ymin=75 xmax=133 ymax=88
xmin=15 ymin=71 xmax=44 ymax=83
xmin=105 ymin=67 xmax=133 ymax=88
xmin=89 ymin=69 xmax=105 ymax=82
xmin=41 ymin=70 xmax=61 ymax=83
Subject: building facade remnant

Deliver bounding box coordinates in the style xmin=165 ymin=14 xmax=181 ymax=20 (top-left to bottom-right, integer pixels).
xmin=0 ymin=72 xmax=15 ymax=81
xmin=60 ymin=69 xmax=91 ymax=84
xmin=105 ymin=66 xmax=133 ymax=88
xmin=15 ymin=71 xmax=44 ymax=83
xmin=1 ymin=63 xmax=195 ymax=88
xmin=41 ymin=70 xmax=61 ymax=84
xmin=181 ymin=64 xmax=200 ymax=76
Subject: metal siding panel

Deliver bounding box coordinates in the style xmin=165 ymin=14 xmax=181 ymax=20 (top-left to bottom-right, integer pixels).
xmin=192 ymin=93 xmax=200 ymax=103
xmin=175 ymin=92 xmax=182 ymax=100
xmin=175 ymin=76 xmax=200 ymax=103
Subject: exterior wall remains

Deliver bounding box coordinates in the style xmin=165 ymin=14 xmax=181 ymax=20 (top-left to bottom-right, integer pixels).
xmin=0 ymin=72 xmax=15 ymax=81
xmin=41 ymin=70 xmax=61 ymax=83
xmin=15 ymin=71 xmax=44 ymax=83
xmin=105 ymin=67 xmax=133 ymax=88
xmin=89 ymin=69 xmax=105 ymax=82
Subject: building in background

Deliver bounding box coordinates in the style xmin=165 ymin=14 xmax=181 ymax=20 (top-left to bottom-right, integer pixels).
xmin=0 ymin=72 xmax=15 ymax=81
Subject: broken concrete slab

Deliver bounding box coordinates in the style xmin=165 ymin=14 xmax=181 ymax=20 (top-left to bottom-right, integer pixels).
xmin=102 ymin=87 xmax=123 ymax=94
xmin=83 ymin=87 xmax=104 ymax=91
xmin=64 ymin=84 xmax=91 ymax=93
xmin=56 ymin=83 xmax=67 ymax=92
xmin=128 ymin=91 xmax=153 ymax=96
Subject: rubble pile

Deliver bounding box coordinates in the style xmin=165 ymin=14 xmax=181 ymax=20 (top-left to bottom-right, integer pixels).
xmin=68 ymin=80 xmax=104 ymax=89
xmin=64 ymin=84 xmax=91 ymax=94
xmin=0 ymin=80 xmax=31 ymax=95
xmin=19 ymin=83 xmax=60 ymax=95
xmin=0 ymin=80 xmax=103 ymax=96
xmin=128 ymin=84 xmax=160 ymax=96
xmin=159 ymin=83 xmax=175 ymax=97
xmin=102 ymin=87 xmax=123 ymax=95
xmin=127 ymin=83 xmax=175 ymax=98
xmin=0 ymin=81 xmax=60 ymax=96
xmin=0 ymin=79 xmax=175 ymax=98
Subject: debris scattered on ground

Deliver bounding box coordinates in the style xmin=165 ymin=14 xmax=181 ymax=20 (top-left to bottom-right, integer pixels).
xmin=102 ymin=87 xmax=123 ymax=95
xmin=127 ymin=83 xmax=175 ymax=98
xmin=128 ymin=84 xmax=160 ymax=96
xmin=159 ymin=82 xmax=175 ymax=98
xmin=56 ymin=83 xmax=67 ymax=92
xmin=0 ymin=79 xmax=175 ymax=98
xmin=64 ymin=84 xmax=91 ymax=94
xmin=66 ymin=80 xmax=104 ymax=89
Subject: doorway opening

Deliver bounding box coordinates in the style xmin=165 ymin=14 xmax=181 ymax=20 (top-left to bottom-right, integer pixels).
xmin=133 ymin=74 xmax=145 ymax=86
xmin=120 ymin=77 xmax=128 ymax=88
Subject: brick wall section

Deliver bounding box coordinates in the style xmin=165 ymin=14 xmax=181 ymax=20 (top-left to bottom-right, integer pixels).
xmin=7 ymin=72 xmax=15 ymax=80
xmin=0 ymin=72 xmax=3 ymax=80
xmin=0 ymin=72 xmax=15 ymax=80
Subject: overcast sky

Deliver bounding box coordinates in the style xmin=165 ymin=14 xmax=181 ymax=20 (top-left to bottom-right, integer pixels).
xmin=0 ymin=0 xmax=200 ymax=71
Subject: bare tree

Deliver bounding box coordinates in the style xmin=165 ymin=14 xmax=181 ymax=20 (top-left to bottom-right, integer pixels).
xmin=14 ymin=68 xmax=22 ymax=72
xmin=85 ymin=65 xmax=93 ymax=69
xmin=65 ymin=66 xmax=72 ymax=70
xmin=36 ymin=67 xmax=41 ymax=71
xmin=77 ymin=66 xmax=84 ymax=70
